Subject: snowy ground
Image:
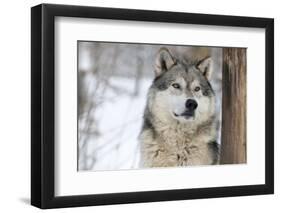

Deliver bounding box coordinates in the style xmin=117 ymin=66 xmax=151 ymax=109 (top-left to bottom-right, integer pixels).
xmin=78 ymin=76 xmax=152 ymax=171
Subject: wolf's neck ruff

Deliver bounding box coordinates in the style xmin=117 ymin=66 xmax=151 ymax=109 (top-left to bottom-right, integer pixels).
xmin=150 ymin=114 xmax=217 ymax=146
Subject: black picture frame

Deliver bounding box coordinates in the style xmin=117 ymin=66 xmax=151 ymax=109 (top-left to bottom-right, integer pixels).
xmin=31 ymin=3 xmax=274 ymax=209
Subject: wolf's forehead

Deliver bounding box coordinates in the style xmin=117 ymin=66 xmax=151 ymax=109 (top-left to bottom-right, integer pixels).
xmin=152 ymin=62 xmax=208 ymax=91
xmin=172 ymin=64 xmax=201 ymax=83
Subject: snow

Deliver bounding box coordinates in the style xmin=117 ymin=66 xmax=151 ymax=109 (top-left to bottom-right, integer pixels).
xmin=79 ymin=76 xmax=152 ymax=171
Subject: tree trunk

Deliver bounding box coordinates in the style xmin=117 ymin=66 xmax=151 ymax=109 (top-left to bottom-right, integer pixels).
xmin=220 ymin=48 xmax=247 ymax=164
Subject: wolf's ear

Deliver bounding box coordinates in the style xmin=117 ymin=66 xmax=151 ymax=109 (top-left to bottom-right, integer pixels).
xmin=154 ymin=48 xmax=175 ymax=77
xmin=197 ymin=57 xmax=213 ymax=80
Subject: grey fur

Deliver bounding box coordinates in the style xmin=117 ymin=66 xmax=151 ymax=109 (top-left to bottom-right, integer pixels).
xmin=139 ymin=48 xmax=220 ymax=168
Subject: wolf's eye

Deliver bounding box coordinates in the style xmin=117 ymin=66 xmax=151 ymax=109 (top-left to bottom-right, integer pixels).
xmin=172 ymin=83 xmax=181 ymax=89
xmin=194 ymin=86 xmax=201 ymax=92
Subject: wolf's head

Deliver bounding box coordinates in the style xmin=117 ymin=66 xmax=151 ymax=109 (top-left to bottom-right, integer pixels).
xmin=148 ymin=48 xmax=216 ymax=126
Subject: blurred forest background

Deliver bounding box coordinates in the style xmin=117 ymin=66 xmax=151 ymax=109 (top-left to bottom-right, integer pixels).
xmin=78 ymin=42 xmax=222 ymax=171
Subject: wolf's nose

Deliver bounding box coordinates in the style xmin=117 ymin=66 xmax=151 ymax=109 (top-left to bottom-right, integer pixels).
xmin=185 ymin=99 xmax=198 ymax=111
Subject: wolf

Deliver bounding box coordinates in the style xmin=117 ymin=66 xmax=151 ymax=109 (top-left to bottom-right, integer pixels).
xmin=139 ymin=48 xmax=220 ymax=168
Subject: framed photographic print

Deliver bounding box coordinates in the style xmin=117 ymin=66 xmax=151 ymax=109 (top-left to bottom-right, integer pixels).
xmin=31 ymin=3 xmax=274 ymax=209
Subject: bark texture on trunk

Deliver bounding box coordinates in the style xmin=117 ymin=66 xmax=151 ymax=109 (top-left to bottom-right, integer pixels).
xmin=220 ymin=48 xmax=247 ymax=164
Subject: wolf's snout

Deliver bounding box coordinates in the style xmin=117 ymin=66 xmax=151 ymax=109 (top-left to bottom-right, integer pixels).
xmin=185 ymin=99 xmax=198 ymax=111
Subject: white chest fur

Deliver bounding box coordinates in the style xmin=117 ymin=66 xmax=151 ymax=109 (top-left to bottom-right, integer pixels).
xmin=140 ymin=121 xmax=216 ymax=167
